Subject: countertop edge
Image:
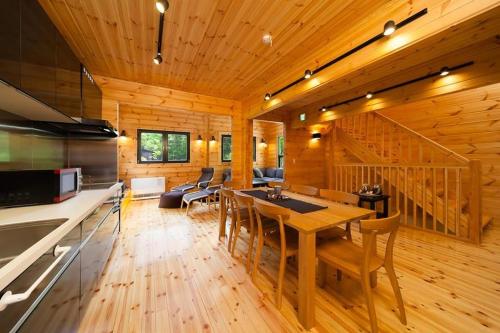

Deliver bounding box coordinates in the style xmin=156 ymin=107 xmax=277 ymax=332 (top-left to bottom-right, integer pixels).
xmin=0 ymin=183 xmax=122 ymax=292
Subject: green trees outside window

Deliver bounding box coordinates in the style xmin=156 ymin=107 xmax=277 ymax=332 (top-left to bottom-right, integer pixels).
xmin=221 ymin=134 xmax=232 ymax=162
xmin=138 ymin=129 xmax=190 ymax=163
xmin=277 ymin=135 xmax=284 ymax=168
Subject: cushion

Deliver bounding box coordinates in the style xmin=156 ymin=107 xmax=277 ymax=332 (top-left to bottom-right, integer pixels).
xmin=222 ymin=168 xmax=232 ymax=181
xmin=275 ymin=168 xmax=284 ymax=179
xmin=253 ymin=168 xmax=264 ymax=178
xmin=159 ymin=191 xmax=184 ymax=208
xmin=265 ymin=168 xmax=277 ymax=178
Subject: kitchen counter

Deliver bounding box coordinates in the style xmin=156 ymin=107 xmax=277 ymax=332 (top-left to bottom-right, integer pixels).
xmin=0 ymin=182 xmax=122 ymax=291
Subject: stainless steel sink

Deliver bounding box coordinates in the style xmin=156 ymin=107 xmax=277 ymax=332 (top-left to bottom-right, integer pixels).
xmin=0 ymin=218 xmax=68 ymax=269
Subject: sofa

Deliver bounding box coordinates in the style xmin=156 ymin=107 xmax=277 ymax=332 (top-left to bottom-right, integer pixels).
xmin=222 ymin=167 xmax=284 ymax=187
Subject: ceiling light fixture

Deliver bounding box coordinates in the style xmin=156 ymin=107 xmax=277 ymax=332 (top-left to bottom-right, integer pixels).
xmin=264 ymin=93 xmax=271 ymax=101
xmin=155 ymin=0 xmax=168 ymax=13
xmin=383 ymin=20 xmax=396 ymax=36
xmin=440 ymin=67 xmax=450 ymax=76
xmin=321 ymin=106 xmax=327 ymax=112
xmin=262 ymin=33 xmax=273 ymax=46
xmin=318 ymin=61 xmax=473 ymax=111
xmin=304 ymin=69 xmax=312 ymax=79
xmin=262 ymin=9 xmax=427 ymax=102
xmin=153 ymin=53 xmax=162 ymax=65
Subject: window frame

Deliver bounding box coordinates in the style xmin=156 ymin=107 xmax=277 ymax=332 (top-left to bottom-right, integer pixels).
xmin=277 ymin=135 xmax=284 ymax=168
xmin=137 ymin=129 xmax=190 ymax=164
xmin=221 ymin=134 xmax=232 ymax=162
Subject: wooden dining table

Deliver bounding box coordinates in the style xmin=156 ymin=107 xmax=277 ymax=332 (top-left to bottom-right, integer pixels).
xmin=219 ymin=188 xmax=375 ymax=330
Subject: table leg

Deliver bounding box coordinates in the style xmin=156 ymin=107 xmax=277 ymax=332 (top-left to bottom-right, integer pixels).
xmin=218 ymin=197 xmax=226 ymax=240
xmin=383 ymin=198 xmax=389 ymax=217
xmin=364 ymin=212 xmax=378 ymax=287
xmin=298 ymin=232 xmax=316 ymax=330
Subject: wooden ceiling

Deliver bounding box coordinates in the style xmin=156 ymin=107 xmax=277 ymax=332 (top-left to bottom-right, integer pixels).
xmin=39 ymin=0 xmax=415 ymax=99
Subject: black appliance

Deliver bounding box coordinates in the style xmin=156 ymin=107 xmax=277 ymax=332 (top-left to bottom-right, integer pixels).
xmin=0 ymin=168 xmax=82 ymax=208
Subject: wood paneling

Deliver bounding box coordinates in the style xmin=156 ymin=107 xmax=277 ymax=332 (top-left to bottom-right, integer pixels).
xmin=118 ymin=104 xmax=230 ymax=189
xmin=252 ymin=120 xmax=283 ymax=169
xmin=380 ymin=83 xmax=500 ymax=222
xmin=80 ymin=199 xmax=500 ymax=332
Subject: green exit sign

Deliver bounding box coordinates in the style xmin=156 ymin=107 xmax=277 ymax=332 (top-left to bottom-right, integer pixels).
xmin=299 ymin=113 xmax=306 ymax=121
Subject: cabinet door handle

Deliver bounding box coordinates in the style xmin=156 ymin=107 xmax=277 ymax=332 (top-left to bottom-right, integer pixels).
xmin=0 ymin=245 xmax=71 ymax=311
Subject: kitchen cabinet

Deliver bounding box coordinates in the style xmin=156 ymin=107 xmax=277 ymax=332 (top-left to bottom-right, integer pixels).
xmin=55 ymin=31 xmax=82 ymax=118
xmin=0 ymin=0 xmax=21 ymax=87
xmin=20 ymin=0 xmax=57 ymax=109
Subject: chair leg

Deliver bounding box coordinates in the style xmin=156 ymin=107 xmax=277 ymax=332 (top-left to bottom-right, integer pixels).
xmin=252 ymin=233 xmax=264 ymax=283
xmin=227 ymin=215 xmax=236 ymax=253
xmin=180 ymin=200 xmax=184 ymax=209
xmin=247 ymin=223 xmax=256 ymax=273
xmin=336 ymin=269 xmax=343 ymax=281
xmin=318 ymin=260 xmax=327 ymax=287
xmin=276 ymin=247 xmax=287 ymax=309
xmin=385 ymin=263 xmax=407 ymax=325
xmin=231 ymin=219 xmax=242 ymax=257
xmin=361 ymin=270 xmax=378 ymax=333
xmin=185 ymin=202 xmax=191 ymax=216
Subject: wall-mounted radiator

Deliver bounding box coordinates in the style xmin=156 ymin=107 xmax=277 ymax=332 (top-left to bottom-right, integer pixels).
xmin=130 ymin=177 xmax=165 ymax=200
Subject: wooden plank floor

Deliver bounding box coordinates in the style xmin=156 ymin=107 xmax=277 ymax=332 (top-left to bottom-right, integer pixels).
xmin=79 ymin=199 xmax=500 ymax=332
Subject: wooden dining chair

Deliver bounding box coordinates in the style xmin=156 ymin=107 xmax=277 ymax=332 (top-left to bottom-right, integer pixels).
xmin=316 ymin=212 xmax=406 ymax=333
xmin=220 ymin=188 xmax=237 ymax=250
xmin=253 ymin=201 xmax=298 ymax=309
xmin=232 ymin=193 xmax=277 ymax=272
xmin=317 ymin=189 xmax=360 ymax=242
xmin=289 ymin=184 xmax=319 ymax=196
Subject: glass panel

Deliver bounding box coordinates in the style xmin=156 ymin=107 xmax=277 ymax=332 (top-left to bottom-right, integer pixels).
xmin=139 ymin=132 xmax=163 ymax=162
xmin=167 ymin=133 xmax=188 ymax=162
xmin=222 ymin=135 xmax=232 ymax=162
xmin=253 ymin=136 xmax=256 ymax=162
xmin=278 ymin=136 xmax=284 ymax=155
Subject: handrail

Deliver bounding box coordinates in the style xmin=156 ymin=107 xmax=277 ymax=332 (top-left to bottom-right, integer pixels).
xmin=334 ymin=162 xmax=468 ymax=168
xmin=373 ymin=112 xmax=470 ymax=164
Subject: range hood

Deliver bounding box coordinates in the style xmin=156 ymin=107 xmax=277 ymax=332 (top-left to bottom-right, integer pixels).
xmin=0 ymin=80 xmax=117 ymax=138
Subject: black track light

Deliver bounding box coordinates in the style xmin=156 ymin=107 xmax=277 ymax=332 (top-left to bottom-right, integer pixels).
xmin=153 ymin=53 xmax=163 ymax=65
xmin=264 ymin=93 xmax=271 ymax=101
xmin=366 ymin=92 xmax=373 ymax=99
xmin=155 ymin=0 xmax=169 ymax=13
xmin=304 ymin=69 xmax=312 ymax=79
xmin=321 ymin=106 xmax=327 ymax=112
xmin=383 ymin=20 xmax=396 ymax=36
xmin=440 ymin=67 xmax=450 ymax=76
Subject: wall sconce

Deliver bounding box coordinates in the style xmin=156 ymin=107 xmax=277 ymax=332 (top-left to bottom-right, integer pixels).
xmin=119 ymin=130 xmax=127 ymax=137
xmin=260 ymin=138 xmax=267 ymax=145
xmin=312 ymin=133 xmax=321 ymax=140
xmin=196 ymin=134 xmax=203 ymax=141
xmin=210 ymin=135 xmax=216 ymax=142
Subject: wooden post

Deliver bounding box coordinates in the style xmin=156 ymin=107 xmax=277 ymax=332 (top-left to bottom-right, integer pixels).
xmin=469 ymin=160 xmax=482 ymax=244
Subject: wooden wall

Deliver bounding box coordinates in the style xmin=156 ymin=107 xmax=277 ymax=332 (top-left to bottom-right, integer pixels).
xmin=252 ymin=120 xmax=283 ymax=169
xmin=379 ymin=83 xmax=500 ymax=222
xmin=118 ymin=104 xmax=231 ymax=189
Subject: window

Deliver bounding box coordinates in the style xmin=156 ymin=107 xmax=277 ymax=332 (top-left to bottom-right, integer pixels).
xmin=277 ymin=135 xmax=284 ymax=168
xmin=137 ymin=129 xmax=190 ymax=163
xmin=221 ymin=134 xmax=232 ymax=162
xmin=253 ymin=136 xmax=256 ymax=162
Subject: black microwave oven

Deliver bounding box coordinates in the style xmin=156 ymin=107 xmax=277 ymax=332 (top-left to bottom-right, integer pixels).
xmin=0 ymin=168 xmax=82 ymax=208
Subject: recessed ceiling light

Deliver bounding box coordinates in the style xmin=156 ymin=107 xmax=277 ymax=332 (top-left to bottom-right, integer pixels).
xmin=383 ymin=20 xmax=396 ymax=36
xmin=264 ymin=93 xmax=271 ymax=101
xmin=440 ymin=67 xmax=450 ymax=76
xmin=304 ymin=69 xmax=312 ymax=79
xmin=155 ymin=0 xmax=169 ymax=13
xmin=262 ymin=33 xmax=273 ymax=46
xmin=366 ymin=92 xmax=373 ymax=99
xmin=153 ymin=53 xmax=163 ymax=65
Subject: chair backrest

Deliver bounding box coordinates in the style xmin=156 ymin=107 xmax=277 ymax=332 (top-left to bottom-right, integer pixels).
xmin=234 ymin=192 xmax=255 ymax=226
xmin=253 ymin=201 xmax=290 ymax=248
xmin=197 ymin=168 xmax=214 ymax=187
xmin=359 ymin=211 xmax=401 ymax=268
xmin=319 ymin=189 xmax=359 ymax=206
xmin=289 ymin=184 xmax=319 ymax=196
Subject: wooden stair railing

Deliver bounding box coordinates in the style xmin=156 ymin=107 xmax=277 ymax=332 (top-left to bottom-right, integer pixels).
xmin=333 ymin=113 xmax=485 ymax=243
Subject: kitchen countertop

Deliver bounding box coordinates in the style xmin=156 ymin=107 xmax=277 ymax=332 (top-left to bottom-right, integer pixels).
xmin=0 ymin=182 xmax=122 ymax=291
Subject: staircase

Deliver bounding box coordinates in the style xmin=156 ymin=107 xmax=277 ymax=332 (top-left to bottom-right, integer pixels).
xmin=332 ymin=112 xmax=489 ymax=243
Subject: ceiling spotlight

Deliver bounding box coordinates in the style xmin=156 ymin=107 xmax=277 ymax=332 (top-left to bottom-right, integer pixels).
xmin=155 ymin=0 xmax=169 ymax=13
xmin=153 ymin=53 xmax=162 ymax=65
xmin=264 ymin=93 xmax=271 ymax=101
xmin=440 ymin=67 xmax=450 ymax=76
xmin=383 ymin=20 xmax=396 ymax=36
xmin=321 ymin=106 xmax=327 ymax=112
xmin=304 ymin=69 xmax=312 ymax=79
xmin=262 ymin=33 xmax=273 ymax=46
xmin=366 ymin=92 xmax=373 ymax=99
